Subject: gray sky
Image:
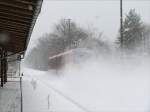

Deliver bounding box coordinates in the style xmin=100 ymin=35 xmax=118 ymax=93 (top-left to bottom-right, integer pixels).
xmin=28 ymin=0 xmax=150 ymax=48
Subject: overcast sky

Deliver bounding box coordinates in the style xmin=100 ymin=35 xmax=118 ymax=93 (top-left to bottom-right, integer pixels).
xmin=28 ymin=0 xmax=150 ymax=49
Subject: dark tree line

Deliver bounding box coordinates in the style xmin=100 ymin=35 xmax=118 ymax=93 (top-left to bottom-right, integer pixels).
xmin=25 ymin=19 xmax=110 ymax=70
xmin=25 ymin=9 xmax=150 ymax=71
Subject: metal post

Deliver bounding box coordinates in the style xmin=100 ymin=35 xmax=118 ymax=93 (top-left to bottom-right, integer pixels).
xmin=4 ymin=50 xmax=7 ymax=83
xmin=20 ymin=76 xmax=23 ymax=112
xmin=120 ymin=0 xmax=123 ymax=48
xmin=67 ymin=19 xmax=71 ymax=47
xmin=1 ymin=47 xmax=4 ymax=87
xmin=143 ymin=32 xmax=146 ymax=53
xmin=18 ymin=56 xmax=23 ymax=112
xmin=68 ymin=19 xmax=71 ymax=38
xmin=65 ymin=19 xmax=71 ymax=36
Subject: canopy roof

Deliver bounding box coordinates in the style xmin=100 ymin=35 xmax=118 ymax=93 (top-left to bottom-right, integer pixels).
xmin=0 ymin=0 xmax=43 ymax=54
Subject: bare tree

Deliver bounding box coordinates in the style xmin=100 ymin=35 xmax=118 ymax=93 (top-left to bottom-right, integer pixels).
xmin=25 ymin=19 xmax=110 ymax=70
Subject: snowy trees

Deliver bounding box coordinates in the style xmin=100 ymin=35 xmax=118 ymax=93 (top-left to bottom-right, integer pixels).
xmin=25 ymin=19 xmax=109 ymax=70
xmin=51 ymin=19 xmax=89 ymax=50
xmin=142 ymin=24 xmax=150 ymax=54
xmin=25 ymin=9 xmax=150 ymax=71
xmin=25 ymin=19 xmax=110 ymax=70
xmin=117 ymin=9 xmax=150 ymax=55
xmin=117 ymin=9 xmax=144 ymax=52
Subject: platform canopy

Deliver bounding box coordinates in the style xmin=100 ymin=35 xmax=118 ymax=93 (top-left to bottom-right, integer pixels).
xmin=0 ymin=0 xmax=43 ymax=54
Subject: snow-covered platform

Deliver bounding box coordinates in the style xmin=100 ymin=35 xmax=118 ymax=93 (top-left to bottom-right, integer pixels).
xmin=22 ymin=63 xmax=150 ymax=112
xmin=22 ymin=72 xmax=83 ymax=112
xmin=0 ymin=81 xmax=21 ymax=112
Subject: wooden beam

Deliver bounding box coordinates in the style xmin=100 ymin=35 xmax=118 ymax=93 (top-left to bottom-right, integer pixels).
xmin=0 ymin=0 xmax=43 ymax=54
xmin=0 ymin=18 xmax=30 ymax=27
xmin=0 ymin=24 xmax=28 ymax=32
xmin=0 ymin=10 xmax=32 ymax=20
xmin=13 ymin=0 xmax=36 ymax=5
xmin=0 ymin=15 xmax=31 ymax=24
xmin=0 ymin=5 xmax=33 ymax=16
xmin=9 ymin=40 xmax=25 ymax=45
xmin=13 ymin=38 xmax=26 ymax=42
xmin=0 ymin=29 xmax=27 ymax=37
xmin=13 ymin=36 xmax=26 ymax=40
xmin=0 ymin=27 xmax=27 ymax=34
xmin=6 ymin=45 xmax=23 ymax=53
xmin=13 ymin=39 xmax=26 ymax=45
xmin=0 ymin=21 xmax=29 ymax=30
xmin=0 ymin=0 xmax=35 ymax=11
xmin=9 ymin=44 xmax=24 ymax=49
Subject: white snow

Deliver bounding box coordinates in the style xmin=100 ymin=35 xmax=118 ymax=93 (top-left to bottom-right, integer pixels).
xmin=0 ymin=81 xmax=21 ymax=112
xmin=22 ymin=56 xmax=150 ymax=112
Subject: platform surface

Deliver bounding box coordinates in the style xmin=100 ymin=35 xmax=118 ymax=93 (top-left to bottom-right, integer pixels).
xmin=0 ymin=81 xmax=21 ymax=112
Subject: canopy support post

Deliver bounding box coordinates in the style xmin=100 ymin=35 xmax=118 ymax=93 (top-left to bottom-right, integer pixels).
xmin=1 ymin=47 xmax=4 ymax=87
xmin=4 ymin=50 xmax=7 ymax=83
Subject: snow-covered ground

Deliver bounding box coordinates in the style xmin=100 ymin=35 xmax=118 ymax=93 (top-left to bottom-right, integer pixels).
xmin=0 ymin=81 xmax=21 ymax=112
xmin=22 ymin=57 xmax=150 ymax=112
